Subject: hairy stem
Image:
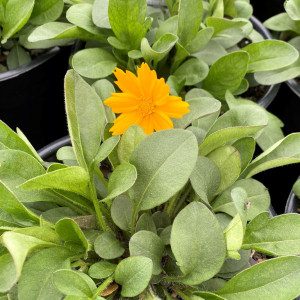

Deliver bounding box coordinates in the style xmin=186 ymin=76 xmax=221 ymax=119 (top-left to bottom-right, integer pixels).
xmin=92 ymin=275 xmax=114 ymax=299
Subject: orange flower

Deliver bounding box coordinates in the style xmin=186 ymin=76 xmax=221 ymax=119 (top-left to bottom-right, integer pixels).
xmin=104 ymin=63 xmax=190 ymax=135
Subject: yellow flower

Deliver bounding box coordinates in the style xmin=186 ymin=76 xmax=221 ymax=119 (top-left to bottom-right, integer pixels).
xmin=104 ymin=63 xmax=190 ymax=135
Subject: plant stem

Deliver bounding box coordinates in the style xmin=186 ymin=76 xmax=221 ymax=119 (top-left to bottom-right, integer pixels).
xmin=92 ymin=275 xmax=114 ymax=299
xmin=165 ymin=191 xmax=180 ymax=217
xmin=94 ymin=166 xmax=108 ymax=188
xmin=89 ymin=174 xmax=108 ymax=232
xmin=173 ymin=184 xmax=192 ymax=217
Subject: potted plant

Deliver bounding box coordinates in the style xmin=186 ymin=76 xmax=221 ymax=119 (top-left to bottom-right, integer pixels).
xmin=29 ymin=0 xmax=297 ymax=106
xmin=1 ymin=63 xmax=300 ymax=298
xmin=0 ymin=0 xmax=73 ymax=148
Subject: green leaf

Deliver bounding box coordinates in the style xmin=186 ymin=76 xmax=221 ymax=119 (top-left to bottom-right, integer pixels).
xmin=56 ymin=146 xmax=78 ymax=166
xmin=94 ymin=232 xmax=124 ymax=259
xmin=152 ymin=211 xmax=171 ymax=230
xmin=212 ymin=179 xmax=270 ymax=220
xmin=42 ymin=207 xmax=80 ymax=224
xmin=171 ymin=202 xmax=226 ymax=285
xmin=28 ymin=22 xmax=101 ymax=42
xmin=92 ymin=79 xmax=116 ymax=123
xmin=285 ymin=0 xmax=300 ymax=21
xmin=72 ymin=48 xmax=117 ymax=79
xmin=242 ymin=213 xmax=300 ymax=256
xmin=235 ymin=1 xmax=253 ymax=19
xmin=0 ymin=254 xmax=16 ymax=293
xmin=202 ymin=51 xmax=249 ymax=99
xmin=154 ymin=15 xmax=178 ymax=42
xmin=108 ymin=0 xmax=151 ymax=50
xmin=223 ymin=188 xmax=247 ymax=259
xmin=243 ymin=40 xmax=299 ymax=72
xmin=30 ymin=0 xmax=64 ymax=25
xmin=101 ymin=163 xmax=137 ymax=202
xmin=264 ymin=12 xmax=300 ymax=34
xmin=111 ymin=195 xmax=132 ymax=231
xmin=232 ymin=137 xmax=255 ymax=172
xmin=129 ymin=129 xmax=198 ymax=211
xmin=198 ymin=104 xmax=268 ymax=156
xmin=114 ymin=256 xmax=153 ymax=297
xmin=117 ymin=125 xmax=147 ymax=164
xmin=0 ymin=181 xmax=40 ymax=226
xmin=18 ymin=247 xmax=73 ymax=300
xmin=256 ymin=112 xmax=285 ymax=151
xmin=206 ymin=17 xmax=248 ymax=36
xmin=88 ymin=261 xmax=116 ymax=279
xmin=92 ymin=0 xmax=110 ymax=29
xmin=177 ymin=0 xmax=203 ymax=46
xmin=0 ymin=231 xmax=58 ymax=282
xmin=254 ymin=57 xmax=300 ymax=85
xmin=216 ymin=256 xmax=300 ymax=300
xmin=6 ymin=44 xmax=31 ymax=70
xmin=95 ymin=136 xmax=120 ymax=165
xmin=194 ymin=40 xmax=227 ymax=66
xmin=218 ymin=249 xmax=251 ymax=278
xmin=55 ymin=218 xmax=89 ymax=253
xmin=129 ymin=230 xmax=165 ymax=275
xmin=141 ymin=33 xmax=178 ymax=65
xmin=173 ymin=97 xmax=221 ymax=129
xmin=53 ymin=269 xmax=96 ymax=297
xmin=207 ymin=146 xmax=241 ymax=194
xmin=0 ymin=121 xmax=40 ymax=158
xmin=2 ymin=0 xmax=34 ymax=43
xmin=185 ymin=27 xmax=214 ymax=54
xmin=136 ymin=213 xmax=157 ymax=234
xmin=66 ymin=3 xmax=106 ymax=37
xmin=173 ymin=58 xmax=208 ymax=86
xmin=242 ymin=133 xmax=300 ymax=178
xmin=65 ymin=70 xmax=106 ymax=171
xmin=293 ymin=179 xmax=300 ymax=197
xmin=190 ymin=156 xmax=221 ymax=204
xmin=18 ymin=167 xmax=91 ymax=199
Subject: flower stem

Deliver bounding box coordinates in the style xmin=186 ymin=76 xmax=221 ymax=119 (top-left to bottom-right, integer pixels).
xmin=94 ymin=166 xmax=108 ymax=188
xmin=173 ymin=184 xmax=192 ymax=217
xmin=92 ymin=275 xmax=114 ymax=299
xmin=89 ymin=174 xmax=108 ymax=232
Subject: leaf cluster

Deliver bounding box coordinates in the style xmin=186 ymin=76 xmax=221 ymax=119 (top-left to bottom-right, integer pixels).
xmin=263 ymin=0 xmax=300 ymax=83
xmin=0 ymin=70 xmax=300 ymax=299
xmin=0 ymin=0 xmax=69 ymax=72
xmin=28 ymin=0 xmax=300 ymax=96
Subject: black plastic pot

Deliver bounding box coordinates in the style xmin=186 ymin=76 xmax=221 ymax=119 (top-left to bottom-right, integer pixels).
xmin=0 ymin=46 xmax=71 ymax=149
xmin=38 ymin=135 xmax=71 ymax=161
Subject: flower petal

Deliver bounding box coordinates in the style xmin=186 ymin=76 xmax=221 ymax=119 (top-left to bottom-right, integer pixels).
xmin=110 ymin=112 xmax=142 ymax=135
xmin=113 ymin=68 xmax=141 ymax=96
xmin=104 ymin=93 xmax=139 ymax=113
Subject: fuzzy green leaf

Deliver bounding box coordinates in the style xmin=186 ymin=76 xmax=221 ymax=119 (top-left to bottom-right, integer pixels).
xmin=170 ymin=202 xmax=226 ymax=285
xmin=114 ymin=256 xmax=153 ymax=297
xmin=129 ymin=129 xmax=198 ymax=211
xmin=129 ymin=230 xmax=164 ymax=275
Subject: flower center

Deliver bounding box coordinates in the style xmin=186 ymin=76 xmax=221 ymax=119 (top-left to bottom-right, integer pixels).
xmin=138 ymin=96 xmax=155 ymax=117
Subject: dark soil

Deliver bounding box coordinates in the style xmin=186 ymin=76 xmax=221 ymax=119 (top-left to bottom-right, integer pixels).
xmin=241 ymin=84 xmax=269 ymax=102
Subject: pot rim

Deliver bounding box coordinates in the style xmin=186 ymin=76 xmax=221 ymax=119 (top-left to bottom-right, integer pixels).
xmin=286 ymin=79 xmax=300 ymax=98
xmin=38 ymin=135 xmax=71 ymax=160
xmin=0 ymin=46 xmax=60 ymax=82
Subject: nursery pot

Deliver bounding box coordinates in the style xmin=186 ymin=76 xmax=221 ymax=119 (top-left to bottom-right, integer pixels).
xmin=38 ymin=135 xmax=71 ymax=161
xmin=0 ymin=46 xmax=71 ymax=150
